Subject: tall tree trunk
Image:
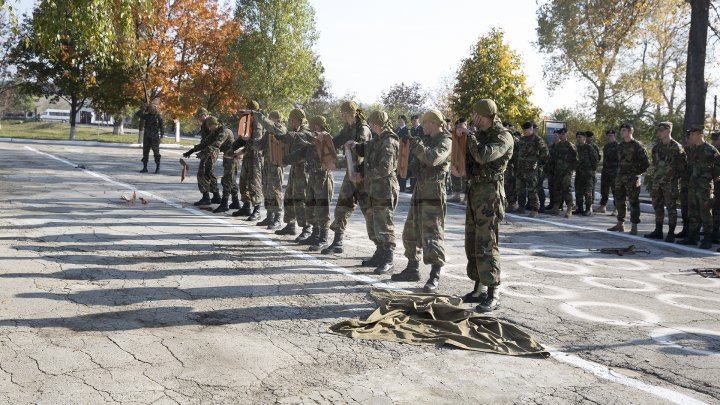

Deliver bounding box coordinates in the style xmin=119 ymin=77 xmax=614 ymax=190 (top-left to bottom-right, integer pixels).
xmin=595 ymin=83 xmax=606 ymax=123
xmin=175 ymin=119 xmax=180 ymax=143
xmin=684 ymin=0 xmax=709 ymax=132
xmin=112 ymin=116 xmax=124 ymax=135
xmin=69 ymin=95 xmax=78 ymax=141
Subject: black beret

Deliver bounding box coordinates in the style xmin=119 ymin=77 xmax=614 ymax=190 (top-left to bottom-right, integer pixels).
xmin=620 ymin=122 xmax=633 ymax=130
xmin=521 ymin=121 xmax=533 ymax=130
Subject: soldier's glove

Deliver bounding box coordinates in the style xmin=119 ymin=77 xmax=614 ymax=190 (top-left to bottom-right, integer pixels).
xmin=409 ymin=136 xmax=422 ymax=149
xmin=182 ymin=149 xmax=194 ymax=158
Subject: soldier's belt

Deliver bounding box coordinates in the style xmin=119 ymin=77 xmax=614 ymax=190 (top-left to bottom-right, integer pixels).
xmin=467 ymin=173 xmax=504 ymax=184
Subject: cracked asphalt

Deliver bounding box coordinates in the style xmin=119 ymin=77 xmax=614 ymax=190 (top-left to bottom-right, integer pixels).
xmin=0 ymin=141 xmax=719 ymax=404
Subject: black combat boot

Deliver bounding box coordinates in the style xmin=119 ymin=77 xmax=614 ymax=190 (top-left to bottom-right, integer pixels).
xmin=246 ymin=205 xmax=261 ymax=221
xmin=583 ymin=204 xmax=593 ymax=216
xmin=463 ymin=281 xmax=488 ymax=304
xmin=294 ymin=225 xmax=313 ymax=243
xmin=154 ymin=158 xmax=161 ymax=174
xmin=232 ymin=202 xmax=251 ymax=217
xmin=275 ymin=222 xmax=297 ymax=235
xmin=374 ymin=247 xmax=394 ymax=274
xmin=194 ymin=192 xmax=211 ymax=206
xmin=268 ymin=213 xmax=283 ymax=230
xmin=321 ymin=232 xmax=344 ymax=254
xmin=257 ymin=212 xmax=273 ymax=227
xmin=677 ymin=232 xmax=699 ymax=245
xmin=699 ymin=238 xmax=713 ymax=249
xmin=309 ymin=228 xmax=329 ymax=251
xmin=712 ymin=228 xmax=720 ymax=244
xmin=212 ymin=195 xmax=229 ymax=213
xmin=140 ymin=162 xmax=149 ymax=173
xmin=664 ymin=224 xmax=676 ymax=243
xmin=423 ymin=265 xmax=442 ymax=293
xmin=300 ymin=226 xmax=319 ymax=245
xmin=361 ymin=246 xmax=383 ymax=266
xmin=675 ymin=223 xmax=689 ymax=238
xmin=476 ymin=286 xmax=500 ymax=313
xmin=644 ymin=223 xmax=664 ymax=239
xmin=390 ymin=260 xmax=420 ymax=282
xmin=228 ymin=194 xmax=240 ymax=209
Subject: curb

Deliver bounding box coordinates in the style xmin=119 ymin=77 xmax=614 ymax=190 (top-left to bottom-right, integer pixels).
xmin=0 ymin=137 xmax=186 ymax=149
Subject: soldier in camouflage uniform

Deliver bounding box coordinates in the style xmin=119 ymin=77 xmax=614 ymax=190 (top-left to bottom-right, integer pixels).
xmin=254 ymin=111 xmax=286 ymax=230
xmin=322 ymin=101 xmax=373 ymax=254
xmin=213 ymin=120 xmax=239 ymax=213
xmin=711 ymin=131 xmax=720 ymax=245
xmin=349 ymin=110 xmax=399 ymax=275
xmin=504 ymin=122 xmax=519 ymax=211
xmin=140 ymin=104 xmax=164 ymax=174
xmin=273 ymin=109 xmax=312 ymax=240
xmin=598 ymin=129 xmax=619 ymax=214
xmin=544 ymin=130 xmax=559 ymax=211
xmin=586 ymin=131 xmax=601 ymax=209
xmin=573 ymin=131 xmax=598 ymax=216
xmin=547 ymin=128 xmax=577 ymax=218
xmin=677 ymin=125 xmax=720 ymax=249
xmin=186 ymin=108 xmax=221 ymax=206
xmin=608 ymin=123 xmax=650 ymax=235
xmin=515 ymin=121 xmax=549 ymax=217
xmin=233 ymin=100 xmax=265 ymax=221
xmin=391 ymin=109 xmax=451 ymax=293
xmin=183 ymin=116 xmax=228 ymax=206
xmin=461 ymin=99 xmax=513 ymax=313
xmin=644 ymin=122 xmax=686 ymax=242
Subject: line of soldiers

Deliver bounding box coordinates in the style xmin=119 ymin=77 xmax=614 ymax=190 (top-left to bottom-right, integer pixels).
xmin=181 ymin=99 xmax=512 ymax=312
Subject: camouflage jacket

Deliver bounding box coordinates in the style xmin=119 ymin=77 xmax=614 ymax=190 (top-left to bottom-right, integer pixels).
xmin=142 ymin=112 xmax=164 ymax=138
xmin=516 ymin=134 xmax=549 ymax=171
xmin=686 ymin=141 xmax=720 ymax=189
xmin=194 ymin=122 xmax=231 ymax=154
xmin=333 ymin=120 xmax=372 ymax=175
xmin=216 ymin=126 xmax=235 ymax=156
xmin=651 ymin=139 xmax=686 ymax=186
xmin=232 ymin=114 xmax=264 ymax=153
xmin=465 ymin=120 xmax=514 ymax=182
xmin=411 ymin=130 xmax=451 ymax=181
xmin=602 ymin=142 xmax=619 ymax=175
xmin=253 ymin=112 xmax=288 ymax=156
xmin=590 ymin=142 xmax=601 ymax=165
xmin=281 ymin=124 xmax=314 ymax=167
xmin=356 ymin=130 xmax=399 ymax=181
xmin=577 ymin=143 xmax=598 ymax=173
xmin=549 ymin=140 xmax=577 ymax=175
xmin=616 ymin=139 xmax=649 ymax=177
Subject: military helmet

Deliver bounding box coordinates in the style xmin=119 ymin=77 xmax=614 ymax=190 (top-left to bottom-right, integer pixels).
xmin=472 ymin=99 xmax=498 ymax=118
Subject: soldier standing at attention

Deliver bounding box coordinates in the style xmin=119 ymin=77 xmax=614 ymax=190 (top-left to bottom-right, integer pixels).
xmin=608 ymin=123 xmax=650 ymax=235
xmin=585 ymin=131 xmax=601 ymax=210
xmin=461 ymin=99 xmax=513 ymax=313
xmin=348 ymin=110 xmax=400 ymax=275
xmin=140 ymin=103 xmax=164 ymax=174
xmin=573 ymin=131 xmax=598 ymax=216
xmin=644 ymin=122 xmax=686 ymax=242
xmin=213 ymin=118 xmax=239 ymax=213
xmin=232 ymin=100 xmax=265 ymax=221
xmin=597 ymin=129 xmax=619 ymax=214
xmin=254 ymin=111 xmax=286 ymax=230
xmin=677 ymin=125 xmax=720 ymax=249
xmin=391 ymin=109 xmax=451 ymax=292
xmin=183 ymin=116 xmax=227 ymax=206
xmin=544 ymin=130 xmax=559 ymax=211
xmin=322 ymin=101 xmax=373 ymax=255
xmin=515 ymin=121 xmax=549 ymax=217
xmin=547 ymin=128 xmax=577 ymax=218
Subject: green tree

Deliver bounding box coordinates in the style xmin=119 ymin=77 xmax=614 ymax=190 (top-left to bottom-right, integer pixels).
xmin=233 ymin=0 xmax=323 ymax=110
xmin=451 ymin=28 xmax=540 ymax=125
xmin=380 ymin=82 xmax=427 ymax=118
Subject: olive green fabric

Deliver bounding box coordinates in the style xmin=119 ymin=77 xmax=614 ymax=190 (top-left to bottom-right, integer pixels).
xmin=310 ymin=115 xmax=330 ymax=132
xmin=367 ymin=110 xmax=395 ymax=134
xmin=289 ymin=108 xmax=306 ymax=123
xmin=247 ymin=100 xmax=260 ymax=111
xmin=340 ymin=100 xmax=358 ymax=114
xmin=329 ymin=288 xmax=549 ymax=357
xmin=269 ymin=110 xmax=283 ymax=121
xmin=473 ymin=99 xmax=498 ymax=118
xmin=422 ymin=109 xmax=444 ymax=127
xmin=205 ymin=116 xmax=218 ymax=126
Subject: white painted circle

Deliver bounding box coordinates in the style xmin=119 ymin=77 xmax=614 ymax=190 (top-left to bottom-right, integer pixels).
xmin=502 ymin=282 xmax=577 ymax=300
xmin=559 ymin=301 xmax=661 ymax=326
xmin=649 ymin=327 xmax=720 ymax=357
xmin=655 ymin=294 xmax=720 ymax=315
xmin=581 ymin=277 xmax=658 ymax=292
xmin=648 ymin=272 xmax=720 ymax=287
xmin=516 ymin=259 xmax=590 ymax=275
xmin=529 ymin=244 xmax=590 ymax=258
xmin=581 ymin=258 xmax=650 ymax=270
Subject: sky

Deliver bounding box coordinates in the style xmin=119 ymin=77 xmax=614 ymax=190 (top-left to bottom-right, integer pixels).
xmin=7 ymin=0 xmax=720 ymax=117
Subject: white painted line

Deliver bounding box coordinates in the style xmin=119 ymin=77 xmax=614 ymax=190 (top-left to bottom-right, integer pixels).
xmin=559 ymin=301 xmax=661 ymax=327
xmin=655 ymin=294 xmax=720 ymax=315
xmin=23 ymin=145 xmax=708 ymax=405
xmin=581 ymin=277 xmax=658 ymax=292
xmin=503 ymin=282 xmax=577 ymax=300
xmin=581 ymin=258 xmax=650 ymax=271
xmin=649 ymin=327 xmax=720 ymax=357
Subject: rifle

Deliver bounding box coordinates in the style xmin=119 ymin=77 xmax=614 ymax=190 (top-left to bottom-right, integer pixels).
xmin=679 ymin=268 xmax=720 ymax=278
xmin=588 ymin=245 xmax=650 ymax=256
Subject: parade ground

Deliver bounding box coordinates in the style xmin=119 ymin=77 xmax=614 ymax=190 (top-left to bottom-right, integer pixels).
xmin=1 ymin=140 xmax=719 ymax=404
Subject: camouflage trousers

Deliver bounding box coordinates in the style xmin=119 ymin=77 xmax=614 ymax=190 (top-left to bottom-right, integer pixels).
xmin=650 ymin=180 xmax=679 ymax=226
xmin=330 ymin=175 xmax=371 ymax=237
xmin=263 ymin=158 xmax=284 ymax=215
xmin=197 ymin=151 xmax=219 ymax=194
xmin=536 ymin=167 xmax=546 ymax=207
xmin=688 ymin=182 xmax=715 ymax=236
xmin=679 ymin=178 xmax=689 ymax=226
xmin=615 ymin=175 xmax=641 ymax=224
xmin=403 ymin=181 xmax=446 ymax=266
xmin=504 ymin=166 xmax=516 ymax=205
xmin=220 ymin=156 xmax=239 ymax=196
xmin=306 ymin=169 xmax=334 ymax=229
xmin=574 ymin=170 xmax=594 ymax=209
xmin=364 ymin=175 xmax=399 ymax=248
xmin=465 ymin=180 xmax=505 ymax=287
xmin=516 ymin=169 xmax=539 ymax=211
xmin=551 ymin=172 xmax=573 ymax=209
xmin=239 ymin=151 xmax=264 ymax=205
xmin=451 ymin=174 xmax=466 ymax=194
xmin=284 ymin=164 xmax=308 ymax=227
xmin=141 ymin=134 xmax=161 ymax=164
xmin=599 ymin=171 xmax=616 ymax=206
